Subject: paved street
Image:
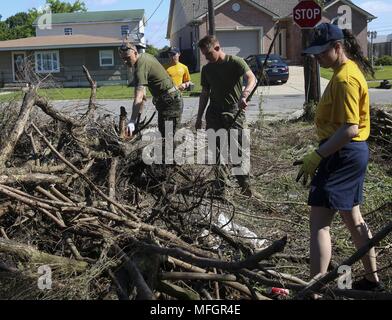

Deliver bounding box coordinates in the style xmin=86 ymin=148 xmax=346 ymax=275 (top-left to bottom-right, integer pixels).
xmin=53 ymin=66 xmax=392 ymax=124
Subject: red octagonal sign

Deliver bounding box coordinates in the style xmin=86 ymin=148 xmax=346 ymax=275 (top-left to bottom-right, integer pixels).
xmin=293 ymin=0 xmax=322 ymax=29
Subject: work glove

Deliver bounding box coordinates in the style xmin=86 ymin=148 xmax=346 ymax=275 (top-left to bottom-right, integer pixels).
xmin=126 ymin=121 xmax=135 ymax=137
xmin=293 ymin=150 xmax=323 ymax=185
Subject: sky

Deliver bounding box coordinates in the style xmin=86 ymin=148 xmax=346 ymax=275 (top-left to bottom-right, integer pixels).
xmin=0 ymin=0 xmax=392 ymax=48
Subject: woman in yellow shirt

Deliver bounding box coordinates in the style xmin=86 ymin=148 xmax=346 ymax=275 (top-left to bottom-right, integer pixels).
xmin=297 ymin=23 xmax=383 ymax=292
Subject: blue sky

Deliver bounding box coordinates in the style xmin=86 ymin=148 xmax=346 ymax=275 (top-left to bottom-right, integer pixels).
xmin=1 ymin=0 xmax=392 ymax=47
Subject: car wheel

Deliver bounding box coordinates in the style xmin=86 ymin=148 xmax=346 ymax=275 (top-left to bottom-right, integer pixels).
xmin=281 ymin=80 xmax=287 ymax=84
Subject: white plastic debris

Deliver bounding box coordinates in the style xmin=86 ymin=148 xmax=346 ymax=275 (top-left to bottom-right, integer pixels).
xmin=217 ymin=213 xmax=267 ymax=250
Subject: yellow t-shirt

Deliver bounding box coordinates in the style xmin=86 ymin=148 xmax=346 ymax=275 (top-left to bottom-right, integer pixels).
xmin=315 ymin=59 xmax=370 ymax=142
xmin=165 ymin=62 xmax=191 ymax=87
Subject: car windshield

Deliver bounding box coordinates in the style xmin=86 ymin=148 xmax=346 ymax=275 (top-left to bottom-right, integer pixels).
xmin=256 ymin=55 xmax=283 ymax=66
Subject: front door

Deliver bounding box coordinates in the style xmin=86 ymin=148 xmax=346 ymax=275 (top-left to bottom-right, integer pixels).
xmin=12 ymin=52 xmax=26 ymax=82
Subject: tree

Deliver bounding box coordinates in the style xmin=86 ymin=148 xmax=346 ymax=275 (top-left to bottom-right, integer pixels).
xmin=5 ymin=13 xmax=30 ymax=29
xmin=0 ymin=1 xmax=87 ymax=41
xmin=45 ymin=0 xmax=87 ymax=13
xmin=145 ymin=44 xmax=160 ymax=57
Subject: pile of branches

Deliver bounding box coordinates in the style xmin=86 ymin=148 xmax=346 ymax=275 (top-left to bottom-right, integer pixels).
xmin=370 ymin=107 xmax=392 ymax=158
xmin=1 ymin=68 xmax=392 ymax=300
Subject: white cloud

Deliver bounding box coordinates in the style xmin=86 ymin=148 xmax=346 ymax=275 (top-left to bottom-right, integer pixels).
xmin=360 ymin=1 xmax=392 ymax=14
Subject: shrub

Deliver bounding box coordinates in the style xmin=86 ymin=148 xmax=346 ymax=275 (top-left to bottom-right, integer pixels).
xmin=375 ymin=55 xmax=392 ymax=66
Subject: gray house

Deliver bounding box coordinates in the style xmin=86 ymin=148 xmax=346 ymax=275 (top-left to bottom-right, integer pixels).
xmin=372 ymin=34 xmax=392 ymax=59
xmin=0 ymin=9 xmax=146 ymax=88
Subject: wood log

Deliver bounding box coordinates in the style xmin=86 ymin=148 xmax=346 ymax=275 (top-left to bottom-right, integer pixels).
xmin=0 ymin=173 xmax=64 ymax=185
xmin=167 ymin=256 xmax=269 ymax=300
xmin=0 ymin=238 xmax=88 ymax=273
xmin=160 ymin=272 xmax=237 ymax=282
xmin=156 ymin=280 xmax=200 ymax=300
xmin=0 ymin=87 xmax=37 ymax=167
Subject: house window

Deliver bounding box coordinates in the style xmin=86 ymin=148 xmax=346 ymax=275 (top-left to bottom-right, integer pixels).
xmin=64 ymin=28 xmax=73 ymax=35
xmin=35 ymin=51 xmax=60 ymax=73
xmin=121 ymin=25 xmax=130 ymax=37
xmin=99 ymin=50 xmax=114 ymax=67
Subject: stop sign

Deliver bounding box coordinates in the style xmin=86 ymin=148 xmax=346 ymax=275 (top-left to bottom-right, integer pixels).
xmin=293 ymin=0 xmax=322 ymax=29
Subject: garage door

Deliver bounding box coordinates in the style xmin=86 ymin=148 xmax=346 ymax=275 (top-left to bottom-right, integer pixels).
xmin=216 ymin=30 xmax=259 ymax=58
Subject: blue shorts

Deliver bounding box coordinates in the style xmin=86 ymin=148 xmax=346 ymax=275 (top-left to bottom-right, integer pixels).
xmin=308 ymin=141 xmax=369 ymax=211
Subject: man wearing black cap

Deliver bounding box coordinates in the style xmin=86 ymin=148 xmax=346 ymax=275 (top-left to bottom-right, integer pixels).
xmin=165 ymin=47 xmax=192 ymax=92
xmin=118 ymin=42 xmax=183 ymax=138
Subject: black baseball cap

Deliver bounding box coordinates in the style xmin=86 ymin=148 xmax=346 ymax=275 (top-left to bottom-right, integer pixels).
xmin=168 ymin=47 xmax=180 ymax=54
xmin=303 ymin=23 xmax=344 ymax=55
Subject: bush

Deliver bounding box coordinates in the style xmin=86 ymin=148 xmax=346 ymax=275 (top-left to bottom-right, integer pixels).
xmin=375 ymin=55 xmax=392 ymax=66
xmin=302 ymin=101 xmax=317 ymax=122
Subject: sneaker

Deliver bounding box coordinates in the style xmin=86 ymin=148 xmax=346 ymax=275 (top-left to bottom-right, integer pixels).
xmin=352 ymin=277 xmax=385 ymax=292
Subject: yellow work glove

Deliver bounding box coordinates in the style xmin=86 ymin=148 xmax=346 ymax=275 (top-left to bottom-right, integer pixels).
xmin=293 ymin=150 xmax=323 ymax=185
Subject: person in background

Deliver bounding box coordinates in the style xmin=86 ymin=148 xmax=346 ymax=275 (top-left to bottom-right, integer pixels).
xmin=165 ymin=47 xmax=192 ymax=92
xmin=118 ymin=42 xmax=183 ymax=138
xmin=196 ymin=35 xmax=257 ymax=197
xmin=297 ymin=23 xmax=383 ymax=293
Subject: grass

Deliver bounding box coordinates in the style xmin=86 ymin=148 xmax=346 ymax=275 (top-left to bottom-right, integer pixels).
xmin=232 ymin=118 xmax=392 ymax=287
xmin=321 ymin=65 xmax=392 ymax=89
xmin=0 ymin=71 xmax=203 ymax=102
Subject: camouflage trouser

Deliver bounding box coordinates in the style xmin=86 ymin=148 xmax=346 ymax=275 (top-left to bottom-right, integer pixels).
xmin=205 ymin=106 xmax=250 ymax=192
xmin=154 ymin=90 xmax=183 ymax=138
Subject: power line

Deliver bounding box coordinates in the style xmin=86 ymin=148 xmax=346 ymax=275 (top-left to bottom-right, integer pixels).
xmin=131 ymin=0 xmax=165 ymax=39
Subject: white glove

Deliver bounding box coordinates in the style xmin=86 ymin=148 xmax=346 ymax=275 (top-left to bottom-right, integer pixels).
xmin=127 ymin=121 xmax=135 ymax=136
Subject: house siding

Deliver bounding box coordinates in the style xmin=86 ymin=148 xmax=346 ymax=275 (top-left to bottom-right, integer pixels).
xmin=324 ymin=2 xmax=368 ymax=57
xmin=197 ymin=0 xmax=275 ymax=66
xmin=36 ymin=21 xmax=142 ymax=39
xmin=0 ymin=48 xmax=129 ymax=87
xmin=0 ymin=52 xmax=13 ymax=83
xmin=56 ymin=47 xmax=128 ymax=86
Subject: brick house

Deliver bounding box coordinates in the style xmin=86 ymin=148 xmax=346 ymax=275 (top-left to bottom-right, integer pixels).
xmin=166 ymin=0 xmax=376 ymax=70
xmin=0 ymin=10 xmax=145 ymax=88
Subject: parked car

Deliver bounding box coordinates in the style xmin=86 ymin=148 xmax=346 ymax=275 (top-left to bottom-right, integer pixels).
xmin=245 ymin=54 xmax=289 ymax=85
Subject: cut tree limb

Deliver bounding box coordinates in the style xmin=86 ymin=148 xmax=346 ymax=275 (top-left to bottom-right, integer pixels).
xmin=0 ymin=238 xmax=88 ymax=273
xmin=31 ymin=122 xmax=139 ymax=221
xmin=0 ymin=87 xmax=37 ymax=167
xmin=296 ymin=220 xmax=392 ymax=299
xmin=0 ymin=173 xmax=65 ymax=185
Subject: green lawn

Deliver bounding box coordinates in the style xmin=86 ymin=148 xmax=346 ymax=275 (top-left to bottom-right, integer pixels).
xmin=0 ymin=71 xmax=203 ymax=102
xmin=320 ymin=65 xmax=392 ymax=89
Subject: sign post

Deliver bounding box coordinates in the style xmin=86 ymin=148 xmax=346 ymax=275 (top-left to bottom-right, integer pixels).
xmin=293 ymin=0 xmax=322 ymax=104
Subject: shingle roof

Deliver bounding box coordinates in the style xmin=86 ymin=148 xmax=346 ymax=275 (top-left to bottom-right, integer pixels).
xmin=177 ymin=0 xmax=299 ymax=22
xmin=167 ymin=0 xmax=298 ymax=38
xmin=0 ymin=35 xmax=123 ymax=51
xmin=33 ymin=9 xmax=144 ymax=25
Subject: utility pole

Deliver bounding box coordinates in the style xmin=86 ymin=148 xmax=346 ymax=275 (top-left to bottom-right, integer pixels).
xmin=368 ymin=31 xmax=377 ymax=68
xmin=302 ymin=28 xmax=321 ymax=104
xmin=208 ymin=0 xmax=215 ymax=36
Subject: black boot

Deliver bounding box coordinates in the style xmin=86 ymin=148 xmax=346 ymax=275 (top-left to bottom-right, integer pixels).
xmin=352 ymin=277 xmax=385 ymax=292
